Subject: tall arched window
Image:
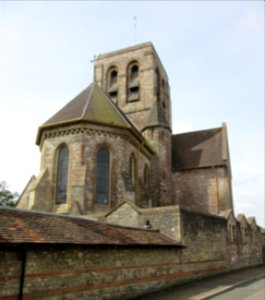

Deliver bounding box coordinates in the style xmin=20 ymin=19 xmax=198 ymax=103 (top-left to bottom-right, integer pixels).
xmin=107 ymin=67 xmax=118 ymax=102
xmin=128 ymin=62 xmax=140 ymax=102
xmin=129 ymin=153 xmax=136 ymax=187
xmin=96 ymin=147 xmax=110 ymax=205
xmin=56 ymin=145 xmax=69 ymax=204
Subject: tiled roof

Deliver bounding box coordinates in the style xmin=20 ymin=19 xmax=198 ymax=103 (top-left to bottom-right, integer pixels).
xmin=172 ymin=127 xmax=226 ymax=171
xmin=0 ymin=208 xmax=182 ymax=247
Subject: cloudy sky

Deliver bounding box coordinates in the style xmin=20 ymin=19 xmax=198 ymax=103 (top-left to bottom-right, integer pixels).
xmin=0 ymin=1 xmax=264 ymax=225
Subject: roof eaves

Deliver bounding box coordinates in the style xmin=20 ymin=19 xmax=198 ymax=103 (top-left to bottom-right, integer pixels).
xmin=36 ymin=117 xmax=83 ymax=145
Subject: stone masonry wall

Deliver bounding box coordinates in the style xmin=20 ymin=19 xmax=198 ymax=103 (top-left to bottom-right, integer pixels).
xmin=0 ymin=244 xmax=233 ymax=300
xmin=105 ymin=204 xmax=182 ymax=241
xmin=226 ymin=222 xmax=263 ymax=270
xmin=172 ymin=166 xmax=232 ymax=214
xmin=95 ymin=43 xmax=171 ymax=131
xmin=144 ymin=127 xmax=172 ymax=207
xmin=18 ymin=124 xmax=152 ymax=215
xmin=1 ymin=212 xmax=263 ymax=299
xmin=180 ymin=209 xmax=228 ymax=263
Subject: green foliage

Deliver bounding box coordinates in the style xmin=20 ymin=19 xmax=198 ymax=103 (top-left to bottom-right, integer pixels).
xmin=0 ymin=181 xmax=19 ymax=207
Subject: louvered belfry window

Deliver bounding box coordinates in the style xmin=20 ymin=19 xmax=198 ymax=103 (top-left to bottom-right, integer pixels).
xmin=128 ymin=62 xmax=140 ymax=102
xmin=107 ymin=67 xmax=118 ymax=102
xmin=96 ymin=147 xmax=110 ymax=205
xmin=56 ymin=145 xmax=69 ymax=204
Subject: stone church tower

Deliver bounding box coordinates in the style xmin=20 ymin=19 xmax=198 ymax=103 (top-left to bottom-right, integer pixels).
xmin=95 ymin=42 xmax=173 ymax=206
xmin=17 ymin=42 xmax=233 ymax=218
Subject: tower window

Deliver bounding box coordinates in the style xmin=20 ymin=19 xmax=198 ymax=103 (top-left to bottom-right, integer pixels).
xmin=96 ymin=147 xmax=110 ymax=205
xmin=156 ymin=67 xmax=160 ymax=101
xmin=110 ymin=70 xmax=118 ymax=85
xmin=128 ymin=62 xmax=140 ymax=102
xmin=107 ymin=67 xmax=118 ymax=102
xmin=131 ymin=65 xmax=139 ymax=81
xmin=56 ymin=145 xmax=69 ymax=204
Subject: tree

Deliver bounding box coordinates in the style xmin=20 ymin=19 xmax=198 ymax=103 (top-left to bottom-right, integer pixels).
xmin=0 ymin=181 xmax=19 ymax=207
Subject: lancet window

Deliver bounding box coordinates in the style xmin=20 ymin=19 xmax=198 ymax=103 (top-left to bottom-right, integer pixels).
xmin=107 ymin=67 xmax=118 ymax=102
xmin=95 ymin=147 xmax=110 ymax=205
xmin=55 ymin=145 xmax=69 ymax=204
xmin=127 ymin=62 xmax=140 ymax=102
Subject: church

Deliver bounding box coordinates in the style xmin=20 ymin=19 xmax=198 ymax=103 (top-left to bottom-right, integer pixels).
xmin=0 ymin=42 xmax=263 ymax=300
xmin=18 ymin=41 xmax=233 ymax=217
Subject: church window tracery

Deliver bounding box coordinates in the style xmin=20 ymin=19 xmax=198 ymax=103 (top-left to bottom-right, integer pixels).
xmin=127 ymin=62 xmax=140 ymax=102
xmin=55 ymin=145 xmax=69 ymax=204
xmin=95 ymin=147 xmax=110 ymax=205
xmin=107 ymin=67 xmax=118 ymax=102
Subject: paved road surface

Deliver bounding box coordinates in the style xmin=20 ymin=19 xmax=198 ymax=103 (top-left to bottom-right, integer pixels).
xmin=209 ymin=278 xmax=265 ymax=300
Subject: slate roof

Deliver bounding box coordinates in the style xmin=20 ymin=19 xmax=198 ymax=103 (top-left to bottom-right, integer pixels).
xmin=172 ymin=126 xmax=227 ymax=171
xmin=44 ymin=83 xmax=131 ymax=128
xmin=0 ymin=208 xmax=182 ymax=247
xmin=36 ymin=83 xmax=143 ymax=145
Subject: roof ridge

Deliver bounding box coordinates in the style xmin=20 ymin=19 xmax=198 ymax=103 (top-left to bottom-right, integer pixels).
xmin=80 ymin=82 xmax=95 ymax=119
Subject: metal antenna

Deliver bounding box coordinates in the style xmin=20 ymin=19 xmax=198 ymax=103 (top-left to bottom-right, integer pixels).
xmin=90 ymin=55 xmax=97 ymax=82
xmin=133 ymin=16 xmax=137 ymax=44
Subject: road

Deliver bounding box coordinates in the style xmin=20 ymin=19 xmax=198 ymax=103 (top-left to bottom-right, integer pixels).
xmin=209 ymin=278 xmax=265 ymax=300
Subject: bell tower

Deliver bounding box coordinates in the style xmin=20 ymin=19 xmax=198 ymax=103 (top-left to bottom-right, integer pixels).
xmin=94 ymin=42 xmax=172 ymax=131
xmin=95 ymin=42 xmax=173 ymax=206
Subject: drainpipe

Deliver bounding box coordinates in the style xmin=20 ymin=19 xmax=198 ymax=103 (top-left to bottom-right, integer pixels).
xmin=18 ymin=247 xmax=27 ymax=300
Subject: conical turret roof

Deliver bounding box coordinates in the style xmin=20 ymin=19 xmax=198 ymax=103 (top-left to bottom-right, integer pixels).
xmin=142 ymin=100 xmax=170 ymax=131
